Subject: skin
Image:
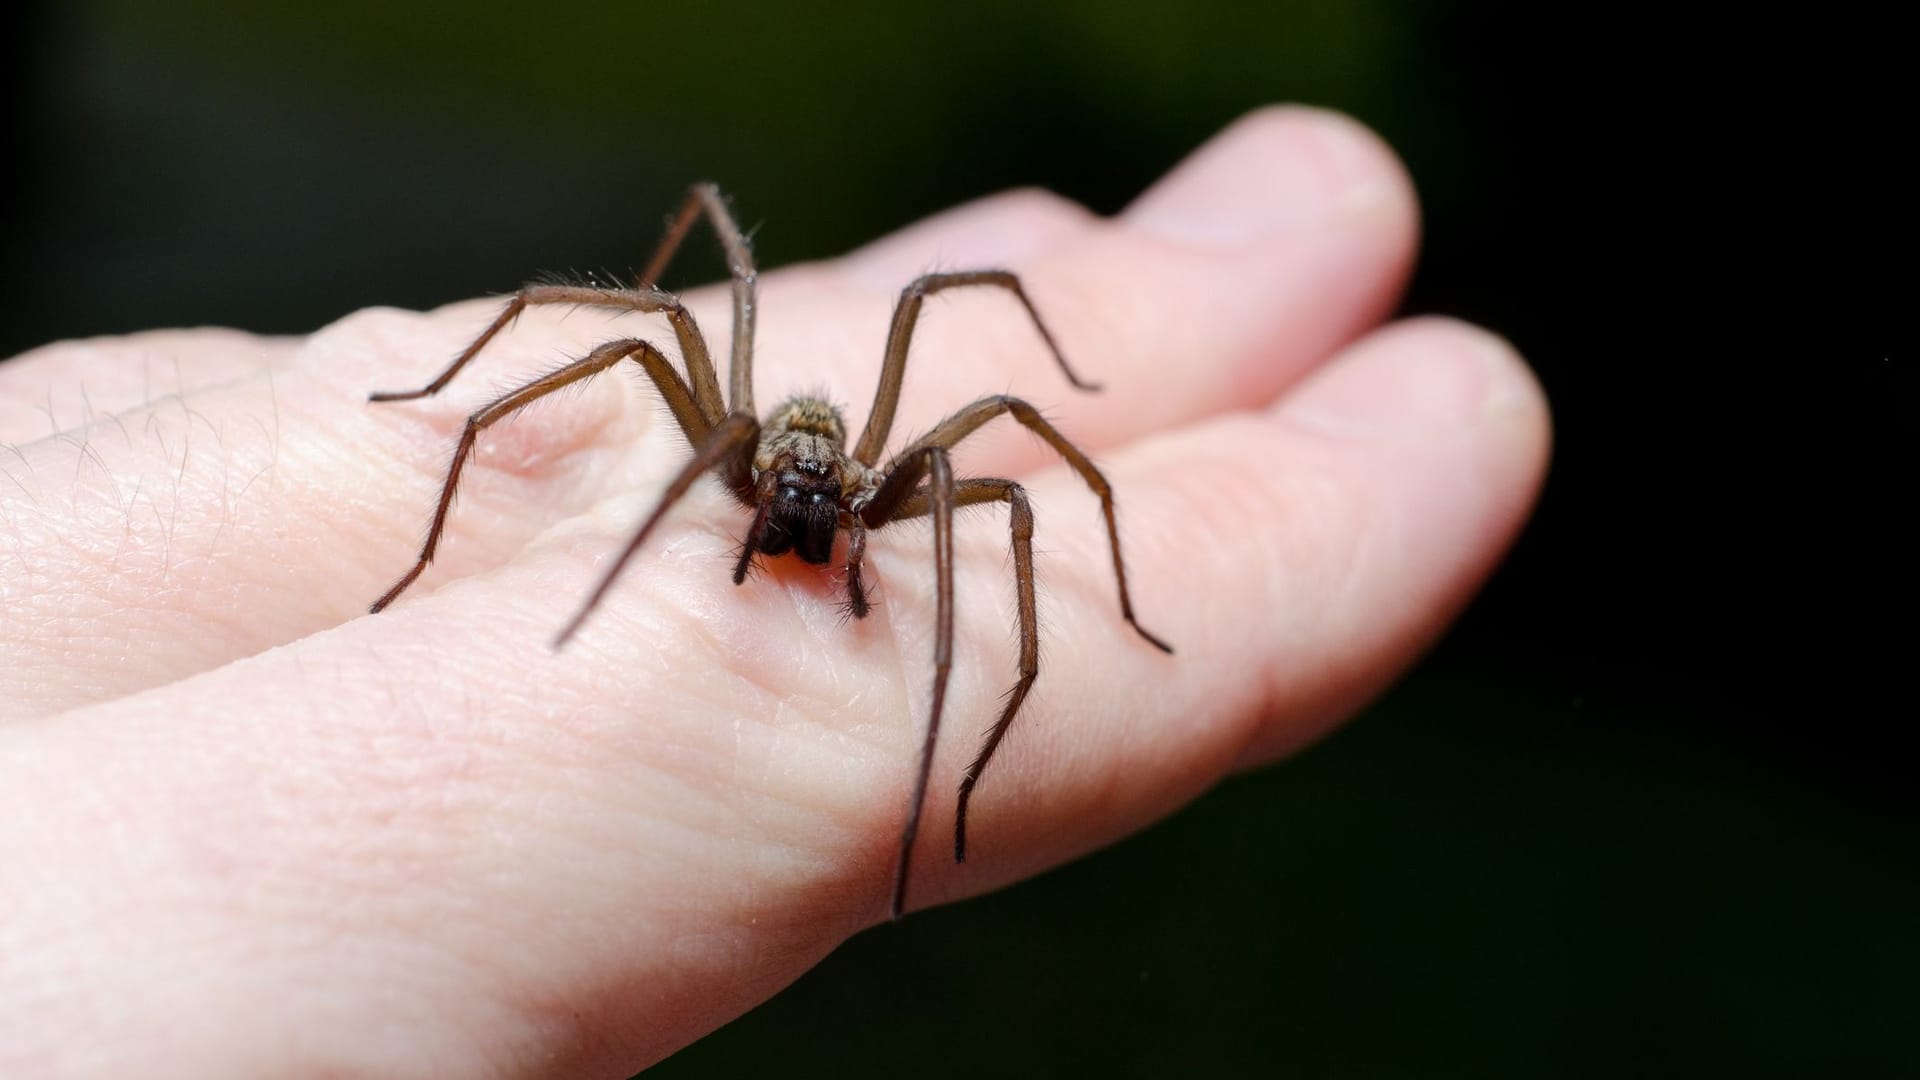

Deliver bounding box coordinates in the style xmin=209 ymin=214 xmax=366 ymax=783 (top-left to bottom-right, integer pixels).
xmin=0 ymin=107 xmax=1549 ymax=1077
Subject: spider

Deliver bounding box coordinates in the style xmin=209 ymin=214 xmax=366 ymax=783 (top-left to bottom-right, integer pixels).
xmin=367 ymin=184 xmax=1171 ymax=919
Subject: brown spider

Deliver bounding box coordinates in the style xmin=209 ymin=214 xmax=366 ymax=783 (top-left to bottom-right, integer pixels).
xmin=367 ymin=184 xmax=1171 ymax=919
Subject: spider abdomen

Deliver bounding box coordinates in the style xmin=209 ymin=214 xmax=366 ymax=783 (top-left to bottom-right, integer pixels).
xmin=765 ymin=396 xmax=847 ymax=443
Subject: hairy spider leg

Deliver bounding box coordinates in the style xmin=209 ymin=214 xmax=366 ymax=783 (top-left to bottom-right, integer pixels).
xmin=852 ymin=271 xmax=1101 ymax=467
xmin=842 ymin=515 xmax=872 ymax=619
xmin=732 ymin=470 xmax=782 ymax=586
xmin=872 ymin=446 xmax=957 ymax=919
xmin=369 ymin=284 xmax=726 ymax=423
xmin=372 ymin=180 xmax=757 ymax=413
xmin=888 ymin=478 xmax=1037 ymax=864
xmin=641 ymin=183 xmax=760 ymax=417
xmin=869 ymin=394 xmax=1172 ymax=654
xmin=551 ymin=412 xmax=762 ymax=648
xmin=368 ymin=183 xmax=766 ymax=615
xmin=859 ymin=394 xmax=1174 ymax=913
xmin=369 ymin=338 xmax=722 ymax=614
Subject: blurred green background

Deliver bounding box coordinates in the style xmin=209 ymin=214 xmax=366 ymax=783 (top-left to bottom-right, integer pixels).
xmin=3 ymin=2 xmax=1910 ymax=1076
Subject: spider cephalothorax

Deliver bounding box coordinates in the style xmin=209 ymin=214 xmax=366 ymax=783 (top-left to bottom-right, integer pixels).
xmin=751 ymin=397 xmax=875 ymax=568
xmin=369 ymin=184 xmax=1170 ymax=919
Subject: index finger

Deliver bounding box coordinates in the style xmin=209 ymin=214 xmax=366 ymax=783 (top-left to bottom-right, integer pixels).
xmin=0 ymin=107 xmax=1417 ymax=719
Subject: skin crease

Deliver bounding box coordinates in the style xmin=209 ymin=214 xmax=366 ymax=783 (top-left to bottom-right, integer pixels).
xmin=0 ymin=107 xmax=1548 ymax=1077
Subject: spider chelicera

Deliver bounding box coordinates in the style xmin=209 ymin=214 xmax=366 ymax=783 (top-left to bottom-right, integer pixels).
xmin=367 ymin=184 xmax=1172 ymax=918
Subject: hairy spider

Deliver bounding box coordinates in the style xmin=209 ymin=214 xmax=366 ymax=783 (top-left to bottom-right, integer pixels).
xmin=368 ymin=184 xmax=1171 ymax=919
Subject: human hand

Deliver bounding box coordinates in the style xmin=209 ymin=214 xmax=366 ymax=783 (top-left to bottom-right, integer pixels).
xmin=0 ymin=107 xmax=1547 ymax=1077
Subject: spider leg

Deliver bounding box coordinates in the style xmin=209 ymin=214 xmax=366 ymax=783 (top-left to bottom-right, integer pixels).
xmin=889 ymin=446 xmax=956 ymax=919
xmin=852 ymin=271 xmax=1099 ymax=466
xmin=552 ymin=412 xmax=761 ymax=648
xmin=843 ymin=515 xmax=872 ymax=619
xmin=864 ymin=394 xmax=1172 ymax=653
xmin=369 ymin=338 xmax=716 ymax=614
xmin=886 ymin=478 xmax=1037 ymax=865
xmin=731 ymin=470 xmax=781 ymax=586
xmin=639 ymin=183 xmax=760 ymax=417
xmin=369 ymin=284 xmax=728 ymax=426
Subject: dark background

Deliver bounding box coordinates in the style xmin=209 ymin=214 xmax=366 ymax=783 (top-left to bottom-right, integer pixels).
xmin=4 ymin=3 xmax=1910 ymax=1075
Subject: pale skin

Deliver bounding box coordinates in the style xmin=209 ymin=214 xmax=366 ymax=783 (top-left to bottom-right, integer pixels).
xmin=0 ymin=108 xmax=1549 ymax=1077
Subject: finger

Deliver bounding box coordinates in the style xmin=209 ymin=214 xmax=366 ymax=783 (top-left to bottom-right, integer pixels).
xmin=925 ymin=318 xmax=1551 ymax=903
xmin=0 ymin=318 xmax=1546 ymax=1075
xmin=753 ymin=105 xmax=1417 ymax=463
xmin=0 ymin=106 xmax=1415 ymax=717
xmin=836 ymin=185 xmax=1096 ymax=288
xmin=0 ymin=329 xmax=296 ymax=444
xmin=0 ymin=302 xmax=675 ymax=719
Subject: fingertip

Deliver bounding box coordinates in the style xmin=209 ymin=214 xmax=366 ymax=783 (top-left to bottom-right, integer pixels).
xmin=1313 ymin=317 xmax=1549 ymax=511
xmin=1278 ymin=316 xmax=1549 ymax=447
xmin=999 ymin=316 xmax=1549 ymax=785
xmin=1125 ymin=104 xmax=1418 ymax=248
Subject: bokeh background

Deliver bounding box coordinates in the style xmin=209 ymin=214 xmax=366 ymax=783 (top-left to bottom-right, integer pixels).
xmin=3 ymin=3 xmax=1909 ymax=1075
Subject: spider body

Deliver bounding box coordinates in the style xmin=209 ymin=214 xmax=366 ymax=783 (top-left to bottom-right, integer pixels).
xmin=369 ymin=184 xmax=1169 ymax=919
xmin=751 ymin=397 xmax=874 ymax=568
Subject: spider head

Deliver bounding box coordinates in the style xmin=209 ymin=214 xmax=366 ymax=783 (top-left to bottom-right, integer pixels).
xmin=755 ymin=399 xmax=855 ymax=565
xmin=759 ymin=457 xmax=842 ymax=565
